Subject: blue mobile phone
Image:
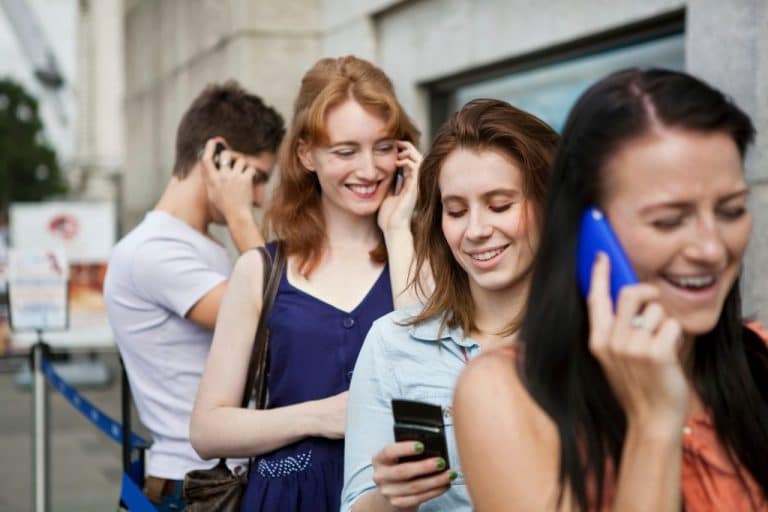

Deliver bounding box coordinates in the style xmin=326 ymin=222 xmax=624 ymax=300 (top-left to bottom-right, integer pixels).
xmin=576 ymin=207 xmax=638 ymax=305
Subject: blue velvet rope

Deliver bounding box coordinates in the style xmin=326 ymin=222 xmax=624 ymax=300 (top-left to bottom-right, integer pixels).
xmin=40 ymin=355 xmax=156 ymax=510
xmin=40 ymin=357 xmax=147 ymax=448
xmin=121 ymin=472 xmax=157 ymax=512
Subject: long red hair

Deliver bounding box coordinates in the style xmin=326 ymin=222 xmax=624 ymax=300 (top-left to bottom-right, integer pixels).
xmin=264 ymin=56 xmax=420 ymax=277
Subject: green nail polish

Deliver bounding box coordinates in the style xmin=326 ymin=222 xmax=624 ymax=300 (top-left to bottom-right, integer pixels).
xmin=414 ymin=442 xmax=424 ymax=454
xmin=435 ymin=458 xmax=446 ymax=470
xmin=449 ymin=470 xmax=458 ymax=481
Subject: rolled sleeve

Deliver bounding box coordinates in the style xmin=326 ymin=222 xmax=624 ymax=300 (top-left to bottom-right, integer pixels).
xmin=341 ymin=318 xmax=400 ymax=511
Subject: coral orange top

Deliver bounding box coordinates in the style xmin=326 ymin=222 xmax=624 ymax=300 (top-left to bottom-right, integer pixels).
xmin=679 ymin=413 xmax=766 ymax=511
xmin=501 ymin=322 xmax=768 ymax=510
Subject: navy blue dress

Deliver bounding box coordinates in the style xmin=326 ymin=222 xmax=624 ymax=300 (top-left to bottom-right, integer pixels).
xmin=240 ymin=243 xmax=394 ymax=511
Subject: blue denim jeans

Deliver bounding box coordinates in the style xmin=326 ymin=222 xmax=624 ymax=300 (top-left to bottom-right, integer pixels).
xmin=146 ymin=479 xmax=186 ymax=511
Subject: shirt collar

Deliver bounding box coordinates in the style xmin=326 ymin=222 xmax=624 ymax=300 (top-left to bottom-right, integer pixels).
xmin=408 ymin=313 xmax=478 ymax=349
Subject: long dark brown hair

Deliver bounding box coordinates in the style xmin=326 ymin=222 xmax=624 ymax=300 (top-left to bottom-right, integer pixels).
xmin=521 ymin=68 xmax=768 ymax=509
xmin=409 ymin=98 xmax=558 ymax=335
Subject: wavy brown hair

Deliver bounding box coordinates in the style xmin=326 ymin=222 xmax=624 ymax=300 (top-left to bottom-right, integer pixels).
xmin=264 ymin=56 xmax=420 ymax=277
xmin=409 ymin=98 xmax=558 ymax=335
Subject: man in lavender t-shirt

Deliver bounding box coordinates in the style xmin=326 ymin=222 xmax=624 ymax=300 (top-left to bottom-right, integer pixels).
xmin=104 ymin=81 xmax=283 ymax=510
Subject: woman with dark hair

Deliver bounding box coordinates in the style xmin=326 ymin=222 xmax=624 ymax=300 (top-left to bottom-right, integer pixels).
xmin=341 ymin=98 xmax=558 ymax=511
xmin=190 ymin=56 xmax=422 ymax=511
xmin=454 ymin=68 xmax=768 ymax=511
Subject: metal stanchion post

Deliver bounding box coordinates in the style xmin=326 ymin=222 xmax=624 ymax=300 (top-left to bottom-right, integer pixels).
xmin=32 ymin=333 xmax=50 ymax=512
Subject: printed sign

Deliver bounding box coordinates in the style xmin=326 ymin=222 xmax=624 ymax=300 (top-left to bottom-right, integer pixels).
xmin=9 ymin=202 xmax=115 ymax=349
xmin=7 ymin=249 xmax=69 ymax=331
xmin=0 ymin=229 xmax=9 ymax=354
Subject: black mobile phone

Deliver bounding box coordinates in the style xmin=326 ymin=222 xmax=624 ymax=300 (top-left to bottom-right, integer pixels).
xmin=391 ymin=168 xmax=404 ymax=195
xmin=211 ymin=142 xmax=227 ymax=170
xmin=392 ymin=399 xmax=450 ymax=466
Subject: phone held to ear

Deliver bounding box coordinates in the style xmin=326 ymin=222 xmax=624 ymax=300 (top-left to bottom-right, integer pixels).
xmin=392 ymin=168 xmax=404 ymax=196
xmin=392 ymin=399 xmax=450 ymax=466
xmin=576 ymin=207 xmax=638 ymax=305
xmin=211 ymin=142 xmax=229 ymax=170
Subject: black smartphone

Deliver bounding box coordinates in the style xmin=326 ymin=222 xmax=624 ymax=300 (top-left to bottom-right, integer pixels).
xmin=392 ymin=399 xmax=450 ymax=466
xmin=391 ymin=168 xmax=404 ymax=195
xmin=211 ymin=142 xmax=227 ymax=170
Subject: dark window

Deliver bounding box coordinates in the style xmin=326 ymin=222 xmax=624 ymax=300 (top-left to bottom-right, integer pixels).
xmin=427 ymin=11 xmax=685 ymax=135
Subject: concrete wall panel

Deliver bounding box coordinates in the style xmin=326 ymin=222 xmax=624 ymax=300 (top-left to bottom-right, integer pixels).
xmin=373 ymin=0 xmax=684 ymax=135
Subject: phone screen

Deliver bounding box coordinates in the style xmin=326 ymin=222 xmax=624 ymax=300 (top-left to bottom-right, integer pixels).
xmin=576 ymin=207 xmax=638 ymax=305
xmin=392 ymin=399 xmax=450 ymax=466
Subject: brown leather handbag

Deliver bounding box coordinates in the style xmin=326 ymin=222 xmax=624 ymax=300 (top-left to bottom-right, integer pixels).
xmin=183 ymin=243 xmax=285 ymax=511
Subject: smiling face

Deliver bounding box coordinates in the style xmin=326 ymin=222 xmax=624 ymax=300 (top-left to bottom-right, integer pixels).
xmin=602 ymin=128 xmax=751 ymax=337
xmin=440 ymin=148 xmax=538 ymax=298
xmin=298 ymin=98 xmax=398 ymax=220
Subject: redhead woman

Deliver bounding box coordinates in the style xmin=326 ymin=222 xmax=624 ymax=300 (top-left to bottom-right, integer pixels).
xmin=190 ymin=56 xmax=422 ymax=512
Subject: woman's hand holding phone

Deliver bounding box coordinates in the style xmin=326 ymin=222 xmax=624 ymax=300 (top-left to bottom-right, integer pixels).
xmin=378 ymin=140 xmax=422 ymax=234
xmin=586 ymin=253 xmax=690 ymax=435
xmin=370 ymin=440 xmax=455 ymax=511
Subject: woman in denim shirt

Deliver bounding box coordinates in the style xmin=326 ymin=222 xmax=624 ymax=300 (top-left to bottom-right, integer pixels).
xmin=342 ymin=99 xmax=558 ymax=512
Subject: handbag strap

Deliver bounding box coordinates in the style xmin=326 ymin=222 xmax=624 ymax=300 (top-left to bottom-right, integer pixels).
xmin=213 ymin=243 xmax=285 ymax=470
xmin=240 ymin=242 xmax=285 ymax=409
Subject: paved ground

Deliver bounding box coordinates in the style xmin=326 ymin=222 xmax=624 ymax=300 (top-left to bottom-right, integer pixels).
xmin=0 ymin=351 xmax=148 ymax=512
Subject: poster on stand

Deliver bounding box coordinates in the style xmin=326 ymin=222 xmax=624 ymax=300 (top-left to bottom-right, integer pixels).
xmin=0 ymin=229 xmax=9 ymax=355
xmin=9 ymin=202 xmax=116 ymax=350
xmin=7 ymin=248 xmax=69 ymax=331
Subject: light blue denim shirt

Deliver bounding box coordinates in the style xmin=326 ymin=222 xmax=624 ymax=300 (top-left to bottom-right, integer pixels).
xmin=341 ymin=305 xmax=478 ymax=512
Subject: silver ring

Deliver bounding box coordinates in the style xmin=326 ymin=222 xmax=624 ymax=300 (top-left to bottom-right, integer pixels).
xmin=631 ymin=315 xmax=645 ymax=329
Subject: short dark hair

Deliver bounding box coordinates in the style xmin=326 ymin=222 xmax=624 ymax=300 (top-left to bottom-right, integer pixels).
xmin=521 ymin=68 xmax=765 ymax=509
xmin=173 ymin=80 xmax=285 ymax=177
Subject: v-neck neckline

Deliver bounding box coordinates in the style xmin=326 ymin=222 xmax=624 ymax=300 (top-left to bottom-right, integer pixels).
xmin=284 ymin=266 xmax=388 ymax=315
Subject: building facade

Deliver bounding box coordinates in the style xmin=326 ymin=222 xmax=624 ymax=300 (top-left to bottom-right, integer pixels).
xmin=123 ymin=0 xmax=768 ymax=322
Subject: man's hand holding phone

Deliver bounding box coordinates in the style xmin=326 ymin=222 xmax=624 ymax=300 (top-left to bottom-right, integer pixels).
xmin=200 ymin=138 xmax=258 ymax=223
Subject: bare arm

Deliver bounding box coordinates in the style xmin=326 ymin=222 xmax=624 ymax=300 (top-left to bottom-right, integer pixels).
xmin=454 ymin=351 xmax=570 ymax=511
xmin=382 ymin=227 xmax=424 ymax=309
xmin=226 ymin=210 xmax=265 ymax=254
xmin=586 ymin=254 xmax=686 ymax=511
xmin=454 ymin=255 xmax=687 ymax=511
xmin=190 ymin=250 xmax=347 ymax=459
xmin=185 ymin=281 xmax=227 ymax=330
xmin=200 ymin=138 xmax=265 ymax=253
xmin=379 ymin=141 xmax=433 ymax=308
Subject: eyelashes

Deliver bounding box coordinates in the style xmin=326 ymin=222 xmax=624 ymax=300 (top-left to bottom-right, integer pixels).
xmin=445 ymin=204 xmax=513 ymax=218
xmin=331 ymin=143 xmax=396 ymax=158
xmin=651 ymin=207 xmax=748 ymax=231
